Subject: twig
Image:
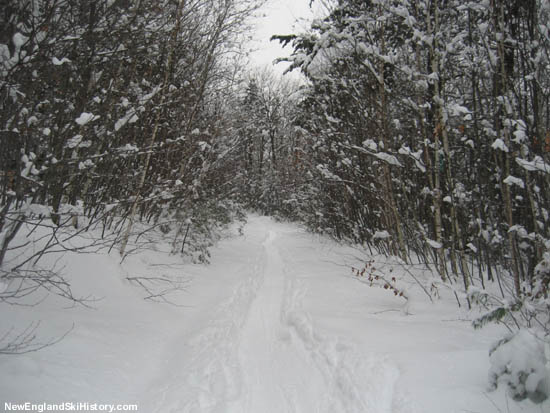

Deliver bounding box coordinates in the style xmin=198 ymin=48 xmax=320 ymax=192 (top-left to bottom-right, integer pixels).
xmin=126 ymin=275 xmax=190 ymax=306
xmin=0 ymin=321 xmax=74 ymax=355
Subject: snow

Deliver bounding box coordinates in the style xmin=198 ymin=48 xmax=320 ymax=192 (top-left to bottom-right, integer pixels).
xmin=18 ymin=202 xmax=52 ymax=216
xmin=119 ymin=143 xmax=138 ymax=153
xmin=398 ymin=146 xmax=426 ymax=172
xmin=317 ymin=164 xmax=341 ymax=181
xmin=0 ymin=216 xmax=547 ymax=413
xmin=491 ymin=138 xmax=509 ymax=152
xmin=362 ymin=139 xmax=378 ymax=151
xmin=75 ymin=112 xmax=99 ymax=126
xmin=447 ymin=103 xmax=471 ymax=117
xmin=489 ymin=330 xmax=550 ymax=402
xmin=26 ymin=116 xmax=38 ymax=126
xmin=65 ymin=134 xmax=83 ymax=149
xmin=78 ymin=160 xmax=93 ymax=170
xmin=373 ymin=230 xmax=391 ymax=240
xmin=373 ymin=151 xmax=403 ymax=167
xmin=426 ymin=239 xmax=443 ymax=249
xmin=466 ymin=243 xmax=478 ymax=253
xmin=12 ymin=33 xmax=28 ymax=50
xmin=535 ymin=252 xmax=550 ymax=278
xmin=138 ymin=86 xmax=161 ymax=105
xmin=513 ymin=129 xmax=527 ymax=143
xmin=503 ymin=175 xmax=525 ymax=189
xmin=115 ymin=110 xmax=139 ymax=131
xmin=516 ymin=156 xmax=550 ymax=174
xmin=52 ymin=57 xmax=71 ymax=66
xmin=351 ymin=145 xmax=403 ymax=167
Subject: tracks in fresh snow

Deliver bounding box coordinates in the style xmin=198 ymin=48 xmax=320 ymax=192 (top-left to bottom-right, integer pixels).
xmin=144 ymin=217 xmax=404 ymax=413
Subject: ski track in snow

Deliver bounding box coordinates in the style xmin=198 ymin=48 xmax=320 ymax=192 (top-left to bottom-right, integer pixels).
xmin=2 ymin=215 xmax=540 ymax=413
xmin=142 ymin=218 xmax=409 ymax=413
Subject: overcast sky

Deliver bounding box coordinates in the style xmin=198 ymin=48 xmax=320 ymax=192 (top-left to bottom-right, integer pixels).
xmin=249 ymin=0 xmax=321 ymax=75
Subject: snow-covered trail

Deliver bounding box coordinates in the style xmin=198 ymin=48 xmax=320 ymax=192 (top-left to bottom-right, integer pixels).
xmin=231 ymin=229 xmax=319 ymax=413
xmin=3 ymin=215 xmax=530 ymax=413
xmin=139 ymin=216 xmax=404 ymax=413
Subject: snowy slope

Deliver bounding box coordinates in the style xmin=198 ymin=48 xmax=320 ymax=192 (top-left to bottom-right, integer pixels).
xmin=1 ymin=215 xmax=546 ymax=412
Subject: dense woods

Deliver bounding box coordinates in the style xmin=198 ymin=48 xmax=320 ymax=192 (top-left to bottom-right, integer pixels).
xmin=272 ymin=0 xmax=550 ymax=331
xmin=1 ymin=0 xmax=550 ymax=400
xmin=1 ymin=0 xmax=261 ymax=267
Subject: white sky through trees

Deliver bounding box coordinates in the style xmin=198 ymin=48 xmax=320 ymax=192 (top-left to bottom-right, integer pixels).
xmin=250 ymin=0 xmax=318 ymax=75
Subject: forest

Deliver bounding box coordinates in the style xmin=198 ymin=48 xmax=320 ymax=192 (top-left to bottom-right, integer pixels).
xmin=1 ymin=0 xmax=550 ymax=408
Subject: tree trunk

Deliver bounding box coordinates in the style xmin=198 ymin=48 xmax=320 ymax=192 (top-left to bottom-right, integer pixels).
xmin=378 ymin=10 xmax=407 ymax=263
xmin=120 ymin=0 xmax=187 ymax=257
xmin=428 ymin=0 xmax=446 ymax=281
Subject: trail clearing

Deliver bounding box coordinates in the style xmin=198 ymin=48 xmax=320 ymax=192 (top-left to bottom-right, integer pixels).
xmin=1 ymin=216 xmax=541 ymax=413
